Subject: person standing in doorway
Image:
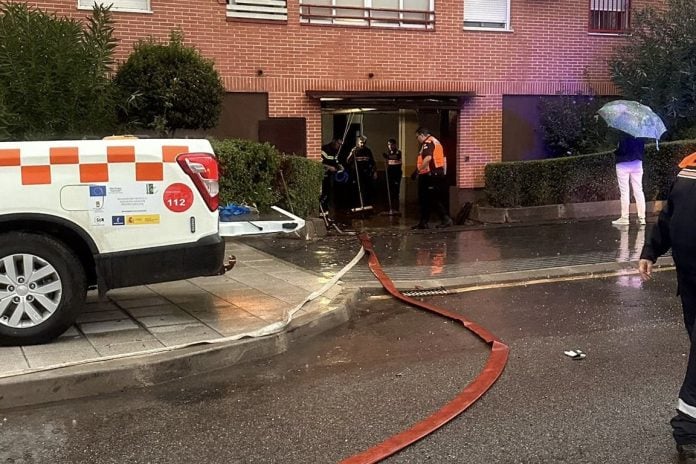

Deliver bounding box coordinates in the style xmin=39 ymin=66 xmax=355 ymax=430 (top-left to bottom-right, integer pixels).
xmin=411 ymin=127 xmax=453 ymax=230
xmin=612 ymin=133 xmax=646 ymax=226
xmin=346 ymin=135 xmax=377 ymax=211
xmin=382 ymin=138 xmax=402 ymax=214
xmin=320 ymin=138 xmax=343 ymax=215
xmin=639 ymin=154 xmax=696 ymax=463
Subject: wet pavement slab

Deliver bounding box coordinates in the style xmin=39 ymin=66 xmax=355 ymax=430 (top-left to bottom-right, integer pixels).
xmin=240 ymin=217 xmax=661 ymax=285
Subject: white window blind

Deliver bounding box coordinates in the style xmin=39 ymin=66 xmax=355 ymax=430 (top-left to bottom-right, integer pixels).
xmin=591 ymin=0 xmax=626 ymax=12
xmin=227 ymin=0 xmax=288 ymax=21
xmin=78 ymin=0 xmax=150 ymax=12
xmin=463 ymin=0 xmax=508 ymax=28
xmin=300 ymin=0 xmax=433 ymax=28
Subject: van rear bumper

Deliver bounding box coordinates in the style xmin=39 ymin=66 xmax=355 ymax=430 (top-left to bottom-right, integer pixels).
xmin=96 ymin=233 xmax=227 ymax=291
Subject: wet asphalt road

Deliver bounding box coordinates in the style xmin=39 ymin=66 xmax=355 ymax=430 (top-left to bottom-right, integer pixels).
xmin=0 ymin=270 xmax=687 ymax=464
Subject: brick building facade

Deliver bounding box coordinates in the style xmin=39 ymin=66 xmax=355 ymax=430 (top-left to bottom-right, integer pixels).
xmin=35 ymin=0 xmax=655 ymax=210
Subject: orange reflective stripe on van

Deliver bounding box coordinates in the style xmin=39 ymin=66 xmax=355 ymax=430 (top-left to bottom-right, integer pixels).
xmin=1 ymin=144 xmax=189 ymax=185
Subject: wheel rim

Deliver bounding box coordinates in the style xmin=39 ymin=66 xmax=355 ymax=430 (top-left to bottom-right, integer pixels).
xmin=0 ymin=254 xmax=63 ymax=329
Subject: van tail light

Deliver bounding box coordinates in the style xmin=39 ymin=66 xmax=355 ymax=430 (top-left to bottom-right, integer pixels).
xmin=176 ymin=153 xmax=219 ymax=212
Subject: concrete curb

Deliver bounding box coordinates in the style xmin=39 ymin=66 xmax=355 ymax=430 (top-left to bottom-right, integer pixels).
xmin=0 ymin=288 xmax=361 ymax=411
xmin=344 ymin=257 xmax=675 ymax=291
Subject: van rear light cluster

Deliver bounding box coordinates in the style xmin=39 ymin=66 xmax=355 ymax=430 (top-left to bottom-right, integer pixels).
xmin=176 ymin=153 xmax=219 ymax=212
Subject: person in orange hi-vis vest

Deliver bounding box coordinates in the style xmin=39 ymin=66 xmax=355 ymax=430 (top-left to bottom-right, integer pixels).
xmin=410 ymin=127 xmax=453 ymax=230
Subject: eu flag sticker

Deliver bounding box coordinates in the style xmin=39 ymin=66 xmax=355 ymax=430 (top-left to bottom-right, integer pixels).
xmin=112 ymin=216 xmax=125 ymax=226
xmin=90 ymin=185 xmax=106 ymax=197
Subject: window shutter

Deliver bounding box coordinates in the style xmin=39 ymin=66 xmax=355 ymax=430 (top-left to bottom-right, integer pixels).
xmin=464 ymin=0 xmax=507 ymax=25
xmin=78 ymin=0 xmax=150 ymax=11
xmin=590 ymin=0 xmax=626 ymax=11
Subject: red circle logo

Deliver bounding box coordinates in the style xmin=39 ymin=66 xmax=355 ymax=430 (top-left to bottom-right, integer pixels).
xmin=163 ymin=183 xmax=194 ymax=213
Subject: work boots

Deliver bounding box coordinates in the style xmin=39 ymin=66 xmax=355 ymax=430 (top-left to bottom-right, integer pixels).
xmin=678 ymin=444 xmax=696 ymax=463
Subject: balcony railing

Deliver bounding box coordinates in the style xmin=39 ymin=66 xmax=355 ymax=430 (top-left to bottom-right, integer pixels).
xmin=299 ymin=3 xmax=435 ymax=29
xmin=589 ymin=0 xmax=630 ymax=33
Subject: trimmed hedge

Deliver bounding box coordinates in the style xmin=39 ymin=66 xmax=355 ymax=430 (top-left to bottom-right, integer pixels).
xmin=212 ymin=139 xmax=322 ymax=218
xmin=484 ymin=140 xmax=696 ymax=208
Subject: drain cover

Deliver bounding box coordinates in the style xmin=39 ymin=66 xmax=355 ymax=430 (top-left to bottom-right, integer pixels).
xmin=402 ymin=287 xmax=450 ymax=297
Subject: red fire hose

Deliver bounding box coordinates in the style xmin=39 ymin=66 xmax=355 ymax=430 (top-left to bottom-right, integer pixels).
xmin=340 ymin=234 xmax=510 ymax=464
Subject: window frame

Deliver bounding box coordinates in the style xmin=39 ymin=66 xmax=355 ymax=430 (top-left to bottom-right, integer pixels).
xmin=462 ymin=0 xmax=511 ymax=32
xmin=588 ymin=0 xmax=631 ymax=34
xmin=299 ymin=0 xmax=435 ymax=30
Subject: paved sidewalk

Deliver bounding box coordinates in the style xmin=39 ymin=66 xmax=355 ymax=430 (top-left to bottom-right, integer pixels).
xmin=0 ymin=240 xmax=356 ymax=408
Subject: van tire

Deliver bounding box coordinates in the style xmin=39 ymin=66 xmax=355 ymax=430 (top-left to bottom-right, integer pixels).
xmin=0 ymin=232 xmax=87 ymax=346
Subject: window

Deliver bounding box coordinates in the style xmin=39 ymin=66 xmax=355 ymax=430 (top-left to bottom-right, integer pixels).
xmin=227 ymin=0 xmax=288 ymax=21
xmin=463 ymin=0 xmax=509 ymax=30
xmin=300 ymin=0 xmax=435 ymax=29
xmin=78 ymin=0 xmax=150 ymax=13
xmin=589 ymin=0 xmax=630 ymax=33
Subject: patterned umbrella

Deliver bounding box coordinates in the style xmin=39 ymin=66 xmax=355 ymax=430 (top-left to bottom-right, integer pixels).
xmin=597 ymin=100 xmax=667 ymax=148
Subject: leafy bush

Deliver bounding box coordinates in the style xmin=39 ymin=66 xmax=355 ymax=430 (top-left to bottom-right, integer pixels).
xmin=0 ymin=3 xmax=117 ymax=140
xmin=212 ymin=139 xmax=322 ymax=218
xmin=539 ymin=94 xmax=614 ymax=157
xmin=277 ymin=155 xmax=323 ymax=218
xmin=114 ymin=30 xmax=224 ymax=136
xmin=485 ymin=140 xmax=696 ymax=207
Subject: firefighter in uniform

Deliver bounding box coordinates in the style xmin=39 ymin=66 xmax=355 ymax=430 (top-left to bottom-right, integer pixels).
xmin=411 ymin=127 xmax=453 ymax=230
xmin=382 ymin=138 xmax=403 ymax=214
xmin=640 ymin=153 xmax=696 ymax=463
xmin=320 ymin=138 xmax=343 ymax=215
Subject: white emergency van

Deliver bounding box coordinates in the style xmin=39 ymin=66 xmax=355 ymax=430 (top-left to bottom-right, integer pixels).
xmin=0 ymin=138 xmax=230 ymax=345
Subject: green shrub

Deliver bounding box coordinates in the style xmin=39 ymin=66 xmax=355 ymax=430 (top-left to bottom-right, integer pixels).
xmin=212 ymin=139 xmax=322 ymax=217
xmin=485 ymin=140 xmax=696 ymax=207
xmin=277 ymin=155 xmax=323 ymax=218
xmin=539 ymin=94 xmax=614 ymax=157
xmin=114 ymin=30 xmax=224 ymax=136
xmin=0 ymin=3 xmax=117 ymax=140
xmin=213 ymin=139 xmax=282 ymax=212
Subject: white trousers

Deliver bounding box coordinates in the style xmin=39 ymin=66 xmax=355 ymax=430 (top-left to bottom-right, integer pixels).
xmin=616 ymin=160 xmax=646 ymax=219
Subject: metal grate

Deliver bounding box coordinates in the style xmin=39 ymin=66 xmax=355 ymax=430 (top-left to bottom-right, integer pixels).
xmin=402 ymin=287 xmax=450 ymax=297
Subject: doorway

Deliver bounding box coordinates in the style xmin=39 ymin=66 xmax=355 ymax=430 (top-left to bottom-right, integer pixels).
xmin=321 ymin=108 xmax=458 ymax=220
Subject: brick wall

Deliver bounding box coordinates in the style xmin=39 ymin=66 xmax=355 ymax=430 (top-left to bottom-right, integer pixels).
xmin=33 ymin=0 xmax=663 ymax=188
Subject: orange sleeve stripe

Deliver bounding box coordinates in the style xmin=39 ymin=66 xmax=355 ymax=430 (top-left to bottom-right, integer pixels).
xmin=679 ymin=152 xmax=696 ymax=169
xmin=50 ymin=147 xmax=79 ymax=165
xmin=80 ymin=164 xmax=109 ymax=183
xmin=136 ymin=162 xmax=163 ymax=181
xmin=21 ymin=166 xmax=51 ymax=185
xmin=107 ymin=146 xmax=136 ymax=163
xmin=0 ymin=149 xmax=20 ymax=166
xmin=162 ymin=146 xmax=188 ymax=163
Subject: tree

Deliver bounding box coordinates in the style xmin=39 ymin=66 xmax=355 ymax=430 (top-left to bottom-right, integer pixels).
xmin=610 ymin=0 xmax=696 ymax=138
xmin=114 ymin=30 xmax=225 ymax=136
xmin=0 ymin=3 xmax=117 ymax=140
xmin=539 ymin=94 xmax=612 ymax=157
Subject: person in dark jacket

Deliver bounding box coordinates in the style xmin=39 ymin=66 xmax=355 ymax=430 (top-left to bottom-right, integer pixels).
xmin=639 ymin=153 xmax=696 ymax=463
xmin=382 ymin=138 xmax=402 ymax=214
xmin=346 ymin=135 xmax=377 ymax=211
xmin=613 ymin=134 xmax=646 ymax=226
xmin=319 ymin=138 xmax=343 ymax=215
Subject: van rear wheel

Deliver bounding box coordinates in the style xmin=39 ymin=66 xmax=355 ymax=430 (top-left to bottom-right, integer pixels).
xmin=0 ymin=232 xmax=86 ymax=346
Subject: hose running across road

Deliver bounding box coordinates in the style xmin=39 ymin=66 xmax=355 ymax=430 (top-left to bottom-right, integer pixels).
xmin=340 ymin=234 xmax=510 ymax=464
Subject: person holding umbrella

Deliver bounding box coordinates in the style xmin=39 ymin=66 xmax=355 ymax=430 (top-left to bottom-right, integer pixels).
xmin=597 ymin=100 xmax=667 ymax=226
xmin=612 ymin=133 xmax=646 ymax=226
